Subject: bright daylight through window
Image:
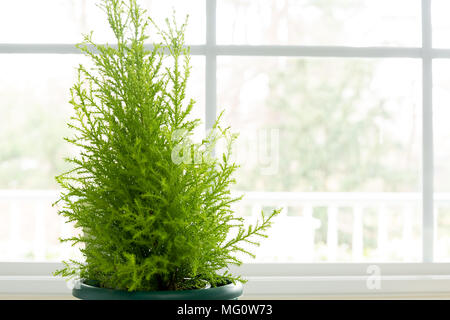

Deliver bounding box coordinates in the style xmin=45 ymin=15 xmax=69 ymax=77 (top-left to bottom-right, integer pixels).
xmin=1 ymin=0 xmax=450 ymax=266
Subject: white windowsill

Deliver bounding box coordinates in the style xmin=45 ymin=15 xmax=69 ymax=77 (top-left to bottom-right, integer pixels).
xmin=1 ymin=274 xmax=450 ymax=299
xmin=2 ymin=262 xmax=450 ymax=299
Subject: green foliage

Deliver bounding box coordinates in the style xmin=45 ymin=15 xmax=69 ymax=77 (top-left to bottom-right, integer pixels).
xmin=54 ymin=0 xmax=279 ymax=291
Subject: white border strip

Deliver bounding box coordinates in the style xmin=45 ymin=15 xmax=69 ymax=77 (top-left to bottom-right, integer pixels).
xmin=243 ymin=275 xmax=450 ymax=297
xmin=229 ymin=263 xmax=450 ymax=277
xmin=3 ymin=262 xmax=450 ymax=277
xmin=0 ymin=276 xmax=70 ymax=295
xmin=1 ymin=275 xmax=450 ymax=297
xmin=2 ymin=262 xmax=450 ymax=296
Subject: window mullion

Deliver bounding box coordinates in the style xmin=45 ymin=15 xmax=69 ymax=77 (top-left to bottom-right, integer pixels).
xmin=205 ymin=0 xmax=217 ymax=132
xmin=421 ymin=0 xmax=434 ymax=262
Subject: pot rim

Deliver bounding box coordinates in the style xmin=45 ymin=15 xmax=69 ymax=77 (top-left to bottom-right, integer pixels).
xmin=72 ymin=278 xmax=243 ymax=300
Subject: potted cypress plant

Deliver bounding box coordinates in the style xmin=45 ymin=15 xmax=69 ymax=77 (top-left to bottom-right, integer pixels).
xmin=54 ymin=0 xmax=279 ymax=300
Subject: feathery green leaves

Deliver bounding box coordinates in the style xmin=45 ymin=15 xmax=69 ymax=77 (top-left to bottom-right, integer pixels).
xmin=54 ymin=0 xmax=279 ymax=291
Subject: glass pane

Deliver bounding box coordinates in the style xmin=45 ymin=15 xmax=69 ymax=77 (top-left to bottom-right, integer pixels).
xmin=0 ymin=55 xmax=80 ymax=190
xmin=433 ymin=60 xmax=450 ymax=261
xmin=0 ymin=54 xmax=204 ymax=261
xmin=0 ymin=0 xmax=205 ymax=44
xmin=432 ymin=0 xmax=450 ymax=48
xmin=217 ymin=0 xmax=421 ymax=46
xmin=0 ymin=54 xmax=81 ymax=262
xmin=218 ymin=57 xmax=422 ymax=262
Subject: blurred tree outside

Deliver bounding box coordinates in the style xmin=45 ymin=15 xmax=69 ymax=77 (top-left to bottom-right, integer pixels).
xmin=235 ymin=58 xmax=417 ymax=193
xmin=218 ymin=0 xmax=420 ymax=261
xmin=0 ymin=67 xmax=74 ymax=189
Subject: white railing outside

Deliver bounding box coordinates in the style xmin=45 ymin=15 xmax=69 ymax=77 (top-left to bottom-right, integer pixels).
xmin=237 ymin=192 xmax=424 ymax=262
xmin=0 ymin=190 xmax=449 ymax=262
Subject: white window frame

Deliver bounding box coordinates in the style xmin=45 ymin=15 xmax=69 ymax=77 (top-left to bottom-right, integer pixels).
xmin=2 ymin=0 xmax=450 ymax=298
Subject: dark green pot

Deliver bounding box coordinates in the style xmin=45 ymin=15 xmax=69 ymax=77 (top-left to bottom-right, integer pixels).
xmin=72 ymin=280 xmax=243 ymax=300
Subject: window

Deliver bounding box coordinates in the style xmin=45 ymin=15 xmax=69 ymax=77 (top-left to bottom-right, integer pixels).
xmin=2 ymin=0 xmax=450 ymax=297
xmin=0 ymin=0 xmax=205 ymax=262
